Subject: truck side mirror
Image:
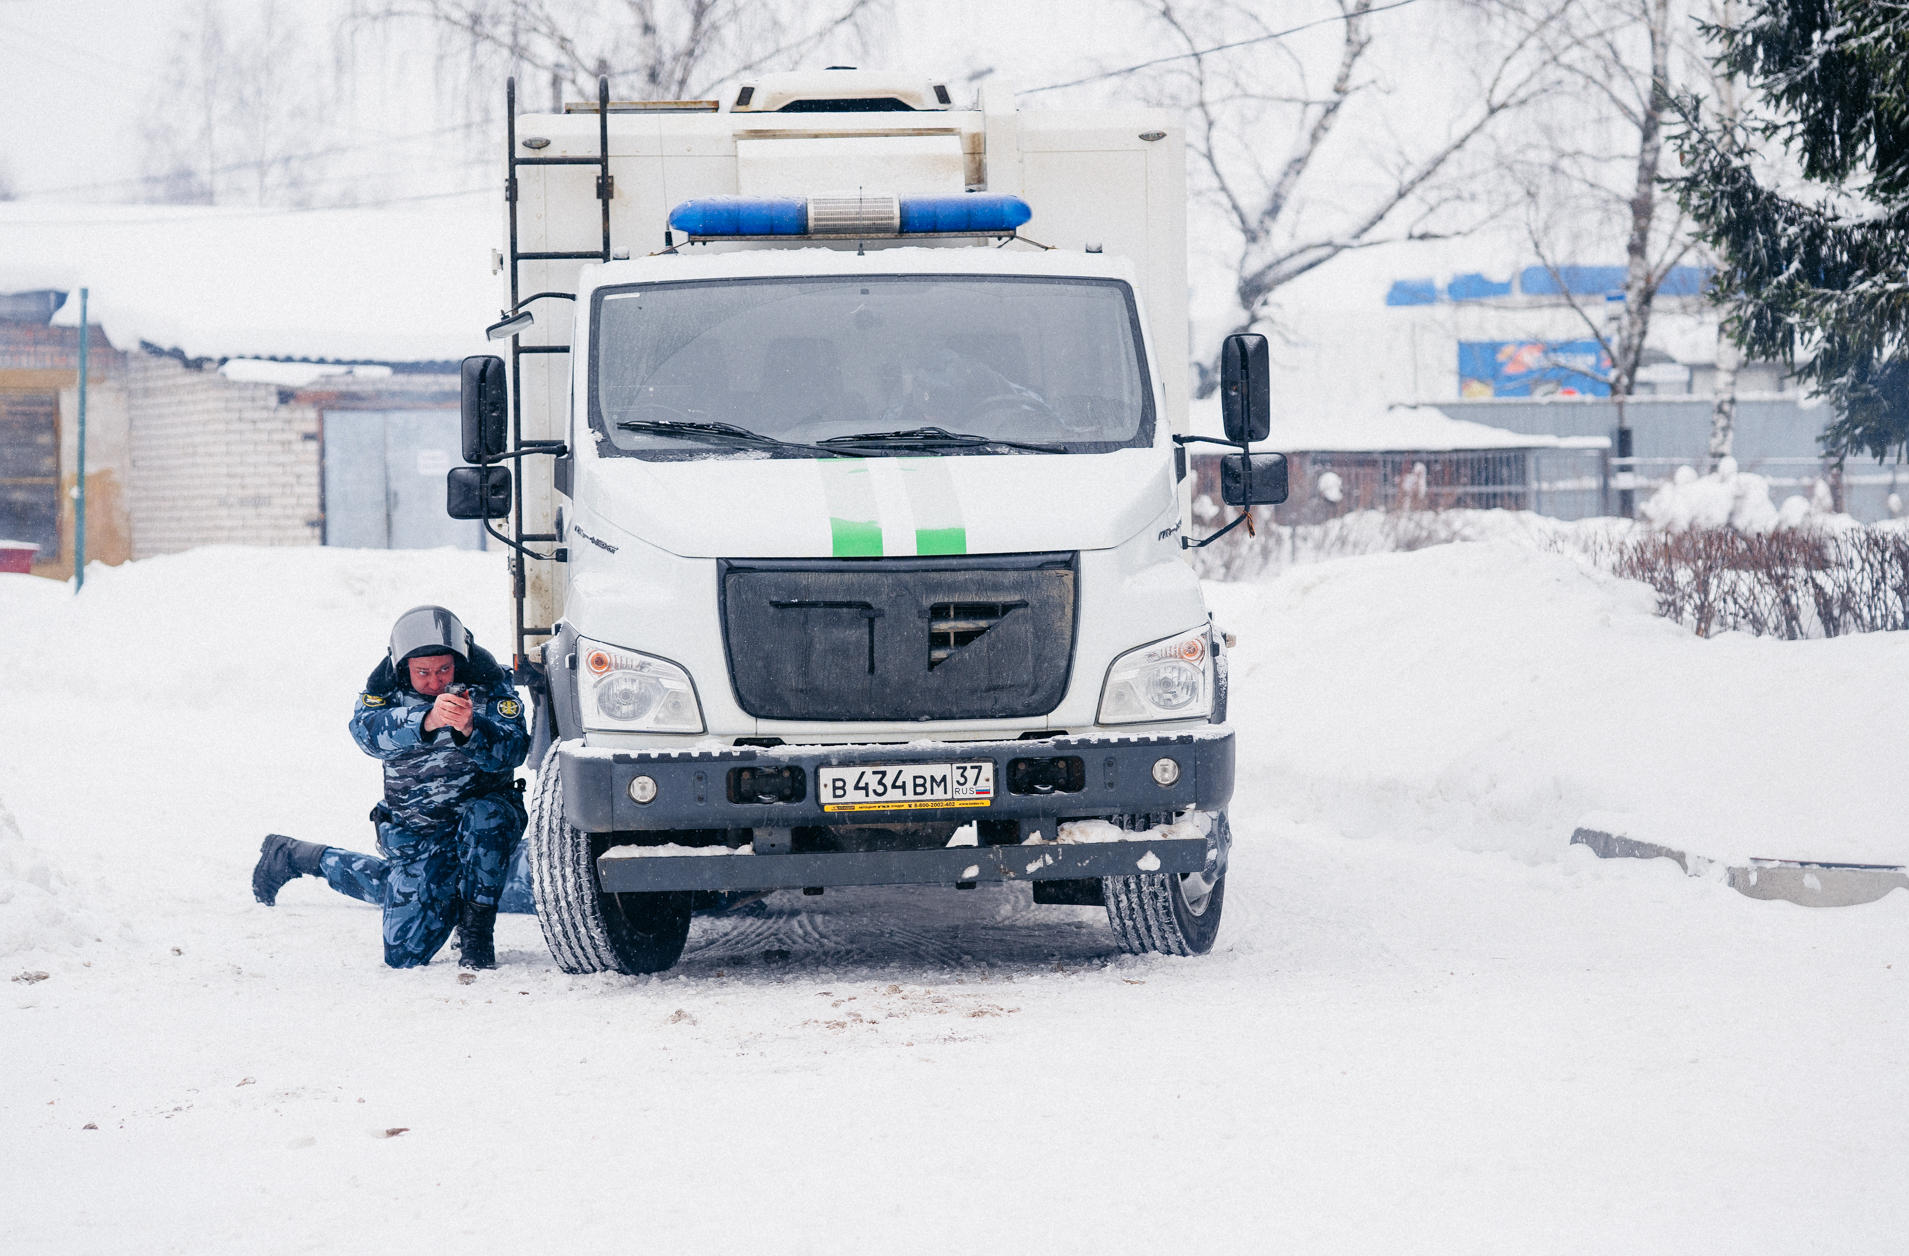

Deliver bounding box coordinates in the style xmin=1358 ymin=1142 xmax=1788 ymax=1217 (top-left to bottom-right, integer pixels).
xmin=461 ymin=355 xmax=509 ymax=462
xmin=447 ymin=465 xmax=513 ymax=519
xmin=486 ymin=311 xmax=534 ymax=341
xmin=1220 ymin=452 xmax=1288 ymax=506
xmin=1219 ymin=333 xmax=1270 ymax=444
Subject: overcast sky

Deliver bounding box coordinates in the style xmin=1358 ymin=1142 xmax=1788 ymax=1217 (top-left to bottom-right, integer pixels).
xmin=0 ymin=0 xmax=1169 ymax=203
xmin=4 ymin=0 xmax=1614 ymax=359
xmin=1 ymin=0 xmax=188 ymax=198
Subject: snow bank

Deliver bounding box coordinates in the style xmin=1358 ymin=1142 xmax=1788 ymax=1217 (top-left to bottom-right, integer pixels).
xmin=1189 ymin=506 xmax=1629 ymax=582
xmin=0 ymin=794 xmax=96 ymax=962
xmin=2 ymin=546 xmax=512 ymax=710
xmin=1208 ymin=540 xmax=1909 ymax=866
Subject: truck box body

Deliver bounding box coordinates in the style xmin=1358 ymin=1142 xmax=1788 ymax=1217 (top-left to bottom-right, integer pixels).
xmin=509 ymin=82 xmax=1190 ymax=642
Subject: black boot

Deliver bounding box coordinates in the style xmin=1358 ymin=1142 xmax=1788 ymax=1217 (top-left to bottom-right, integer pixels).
xmin=455 ymin=901 xmax=498 ymax=969
xmin=252 ymin=834 xmax=328 ymax=906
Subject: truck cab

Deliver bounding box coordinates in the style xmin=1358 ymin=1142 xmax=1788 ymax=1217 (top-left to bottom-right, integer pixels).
xmin=452 ymin=69 xmax=1282 ymax=973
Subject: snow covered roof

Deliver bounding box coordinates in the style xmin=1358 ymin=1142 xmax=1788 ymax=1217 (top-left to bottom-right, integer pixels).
xmin=0 ymin=200 xmax=505 ymax=364
xmin=1188 ymin=396 xmax=1608 ymax=452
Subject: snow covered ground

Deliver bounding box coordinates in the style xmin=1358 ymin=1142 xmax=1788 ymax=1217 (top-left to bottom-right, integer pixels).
xmin=2 ymin=543 xmax=1903 ymax=1253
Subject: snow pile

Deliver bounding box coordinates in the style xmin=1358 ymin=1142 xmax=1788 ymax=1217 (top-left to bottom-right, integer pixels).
xmin=1639 ymin=458 xmax=1849 ymax=532
xmin=604 ymin=843 xmax=753 ymax=858
xmin=1054 ymin=813 xmax=1213 ymax=844
xmin=1208 ymin=540 xmax=1909 ymax=866
xmin=0 ymin=794 xmax=95 ymax=962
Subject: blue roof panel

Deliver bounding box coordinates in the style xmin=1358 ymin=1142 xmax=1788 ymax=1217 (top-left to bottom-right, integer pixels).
xmin=1385 ymin=278 xmax=1439 ymax=306
xmin=1446 ymin=273 xmax=1513 ymax=301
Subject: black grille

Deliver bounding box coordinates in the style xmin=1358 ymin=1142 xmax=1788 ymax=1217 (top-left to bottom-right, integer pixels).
xmin=929 ymin=601 xmax=1025 ymax=668
xmin=720 ymin=553 xmax=1077 ymax=722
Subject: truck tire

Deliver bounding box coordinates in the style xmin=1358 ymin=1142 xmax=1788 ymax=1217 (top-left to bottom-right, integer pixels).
xmin=1104 ymin=811 xmax=1227 ymax=956
xmin=527 ymin=744 xmax=693 ymax=974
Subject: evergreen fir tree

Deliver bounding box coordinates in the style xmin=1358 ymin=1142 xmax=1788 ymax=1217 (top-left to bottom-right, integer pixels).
xmin=1672 ymin=0 xmax=1909 ymax=461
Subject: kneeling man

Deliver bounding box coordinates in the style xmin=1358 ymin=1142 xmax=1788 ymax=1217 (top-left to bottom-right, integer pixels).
xmin=253 ymin=606 xmax=529 ymax=969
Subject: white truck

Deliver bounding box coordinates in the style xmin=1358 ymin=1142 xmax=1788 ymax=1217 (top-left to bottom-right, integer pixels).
xmin=448 ymin=68 xmax=1286 ymax=974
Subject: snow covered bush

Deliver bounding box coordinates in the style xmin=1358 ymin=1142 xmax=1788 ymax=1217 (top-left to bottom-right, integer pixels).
xmin=1183 ymin=465 xmax=1908 ymax=641
xmin=1606 ymin=526 xmax=1909 ymax=638
xmin=1597 ymin=459 xmax=1909 ymax=638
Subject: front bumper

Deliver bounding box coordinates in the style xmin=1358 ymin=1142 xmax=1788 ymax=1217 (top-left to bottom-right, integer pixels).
xmin=596 ymin=838 xmax=1210 ymax=894
xmin=560 ymin=728 xmax=1235 ymax=833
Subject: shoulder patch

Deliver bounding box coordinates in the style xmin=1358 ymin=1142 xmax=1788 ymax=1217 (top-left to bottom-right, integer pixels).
xmin=496 ymin=697 xmax=522 ymax=719
xmin=361 ymin=693 xmax=388 ymax=707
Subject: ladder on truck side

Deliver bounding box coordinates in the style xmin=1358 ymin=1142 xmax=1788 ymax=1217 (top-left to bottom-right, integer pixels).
xmin=484 ymin=75 xmax=614 ymax=688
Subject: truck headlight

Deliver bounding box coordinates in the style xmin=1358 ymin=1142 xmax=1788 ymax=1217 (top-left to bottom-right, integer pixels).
xmin=577 ymin=636 xmax=704 ymax=733
xmin=1097 ymin=626 xmax=1212 ymax=725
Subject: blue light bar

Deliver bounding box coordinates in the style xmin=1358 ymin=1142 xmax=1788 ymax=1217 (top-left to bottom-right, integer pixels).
xmin=898 ymin=194 xmax=1031 ymax=233
xmin=668 ymin=197 xmax=807 ymax=236
xmin=668 ymin=193 xmax=1032 ymax=237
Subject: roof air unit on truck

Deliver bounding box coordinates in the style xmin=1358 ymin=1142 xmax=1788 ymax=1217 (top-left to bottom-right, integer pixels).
xmin=446 ymin=69 xmax=1287 ymax=974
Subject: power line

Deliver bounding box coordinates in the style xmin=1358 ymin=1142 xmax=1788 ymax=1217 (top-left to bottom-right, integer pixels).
xmin=1018 ymin=0 xmax=1425 ymax=96
xmin=0 ymin=184 xmax=494 ymax=228
xmin=18 ymin=120 xmax=490 ymax=199
xmin=0 ymin=18 xmax=168 ymax=86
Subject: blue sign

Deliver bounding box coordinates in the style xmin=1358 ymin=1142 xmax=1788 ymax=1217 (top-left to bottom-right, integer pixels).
xmin=1459 ymin=340 xmax=1611 ymax=397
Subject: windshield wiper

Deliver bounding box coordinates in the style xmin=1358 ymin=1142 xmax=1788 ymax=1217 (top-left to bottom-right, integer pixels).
xmin=818 ymin=426 xmax=1067 ymax=455
xmin=615 ymin=419 xmax=862 ymax=457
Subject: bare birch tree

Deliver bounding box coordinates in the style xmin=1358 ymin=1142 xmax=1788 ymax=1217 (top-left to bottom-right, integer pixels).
xmin=1126 ymin=0 xmax=1565 ymax=392
xmin=1702 ymin=0 xmax=1740 ymax=467
xmin=348 ymin=0 xmax=888 ymax=106
xmin=1502 ymin=0 xmax=1717 ymax=439
xmin=139 ymin=1 xmax=336 ymax=207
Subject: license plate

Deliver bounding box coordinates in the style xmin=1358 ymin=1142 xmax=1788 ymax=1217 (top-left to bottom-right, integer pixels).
xmin=817 ymin=762 xmax=994 ymax=812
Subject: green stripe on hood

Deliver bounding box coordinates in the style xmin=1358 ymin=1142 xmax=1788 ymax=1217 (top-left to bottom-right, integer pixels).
xmin=819 ymin=459 xmax=882 ymax=556
xmin=899 ymin=458 xmax=967 ymax=555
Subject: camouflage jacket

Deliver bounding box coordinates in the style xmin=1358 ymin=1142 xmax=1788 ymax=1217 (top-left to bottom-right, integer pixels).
xmin=349 ymin=644 xmax=530 ymax=838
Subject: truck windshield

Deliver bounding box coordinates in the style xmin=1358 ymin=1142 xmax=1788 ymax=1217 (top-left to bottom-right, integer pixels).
xmin=590 ymin=275 xmax=1153 ymax=458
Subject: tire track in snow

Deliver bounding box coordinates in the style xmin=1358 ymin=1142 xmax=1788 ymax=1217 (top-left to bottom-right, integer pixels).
xmin=675 ymin=885 xmax=1118 ymax=976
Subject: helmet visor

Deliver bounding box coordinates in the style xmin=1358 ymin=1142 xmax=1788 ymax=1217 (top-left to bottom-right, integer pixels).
xmin=390 ymin=605 xmax=469 ymax=665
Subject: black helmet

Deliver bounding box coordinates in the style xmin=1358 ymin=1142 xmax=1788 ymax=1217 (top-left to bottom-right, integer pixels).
xmin=389 ymin=605 xmax=471 ymax=667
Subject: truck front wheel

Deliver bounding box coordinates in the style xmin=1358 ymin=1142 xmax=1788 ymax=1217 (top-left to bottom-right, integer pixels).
xmin=1103 ymin=811 xmax=1228 ymax=956
xmin=526 ymin=745 xmax=693 ymax=974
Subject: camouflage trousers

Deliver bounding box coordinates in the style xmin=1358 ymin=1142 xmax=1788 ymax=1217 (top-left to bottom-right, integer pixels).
xmin=318 ymin=794 xmax=525 ymax=968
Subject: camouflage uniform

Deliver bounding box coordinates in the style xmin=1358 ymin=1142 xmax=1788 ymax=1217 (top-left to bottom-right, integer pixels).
xmin=317 ymin=647 xmax=530 ymax=968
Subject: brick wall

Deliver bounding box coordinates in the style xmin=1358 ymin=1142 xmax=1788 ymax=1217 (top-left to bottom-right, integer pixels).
xmin=0 ymin=322 xmax=126 ymax=374
xmin=126 ymin=353 xmax=322 ymax=557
